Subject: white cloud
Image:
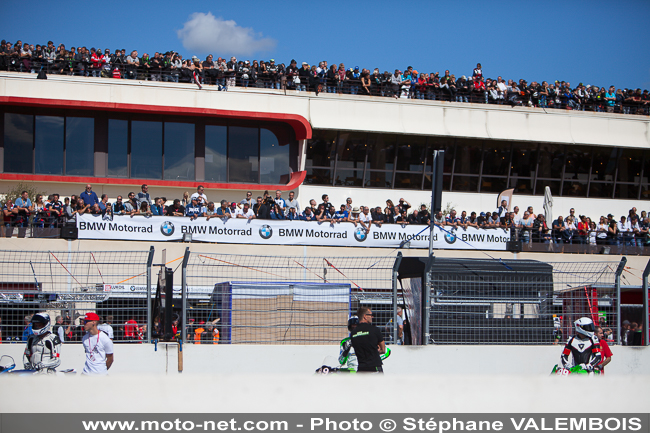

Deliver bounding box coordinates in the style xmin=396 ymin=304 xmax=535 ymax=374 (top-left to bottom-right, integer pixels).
xmin=177 ymin=12 xmax=276 ymax=57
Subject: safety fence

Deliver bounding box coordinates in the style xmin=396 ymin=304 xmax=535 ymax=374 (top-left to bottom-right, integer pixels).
xmin=0 ymin=248 xmax=647 ymax=346
xmin=0 ymin=248 xmax=153 ymax=343
xmin=425 ymin=258 xmax=630 ymax=345
xmin=180 ymin=252 xmax=397 ymax=345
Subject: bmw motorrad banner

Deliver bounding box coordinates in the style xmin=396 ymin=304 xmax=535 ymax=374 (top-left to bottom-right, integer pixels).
xmin=76 ymin=215 xmax=510 ymax=250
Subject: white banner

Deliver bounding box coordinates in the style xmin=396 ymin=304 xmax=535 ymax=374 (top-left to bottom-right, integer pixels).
xmin=77 ymin=215 xmax=510 ymax=250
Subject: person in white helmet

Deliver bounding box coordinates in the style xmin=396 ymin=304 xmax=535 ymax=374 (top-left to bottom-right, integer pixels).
xmin=23 ymin=312 xmax=61 ymax=373
xmin=559 ymin=317 xmax=602 ymax=372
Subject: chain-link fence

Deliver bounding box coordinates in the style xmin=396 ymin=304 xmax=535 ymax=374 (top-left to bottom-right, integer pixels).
xmin=426 ymin=258 xmax=626 ymax=345
xmin=0 ymin=248 xmax=153 ymax=343
xmin=181 ymin=253 xmax=398 ymax=345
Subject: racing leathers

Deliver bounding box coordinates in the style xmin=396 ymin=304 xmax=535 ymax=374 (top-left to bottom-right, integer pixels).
xmin=560 ymin=334 xmax=601 ymax=372
xmin=23 ymin=332 xmax=61 ymax=373
xmin=338 ymin=336 xmax=391 ymax=372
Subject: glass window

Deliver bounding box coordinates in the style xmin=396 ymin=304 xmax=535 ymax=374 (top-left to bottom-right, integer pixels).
xmin=481 ymin=141 xmax=511 ymax=177
xmin=4 ymin=113 xmax=33 ymax=173
xmin=396 ymin=135 xmax=427 ymax=172
xmin=480 ymin=177 xmax=508 ymax=193
xmin=395 ymin=172 xmax=423 ymax=190
xmin=66 ymin=117 xmax=94 ymax=176
xmin=590 ymin=147 xmax=617 ymax=182
xmin=563 ymin=146 xmax=591 ymax=180
xmin=535 ymin=180 xmax=561 ymax=196
xmin=537 ymin=144 xmax=564 ymax=179
xmin=453 ymin=138 xmax=482 ymax=175
xmin=367 ymin=133 xmax=397 ymax=171
xmin=164 ymin=122 xmax=194 ymax=181
xmin=427 ymin=137 xmax=455 ymax=173
xmin=306 ymin=167 xmax=332 ymax=185
xmin=260 ymin=128 xmax=290 ymax=184
xmin=35 ymin=116 xmax=63 ymax=175
xmin=306 ymin=129 xmax=337 ymax=168
xmin=508 ymin=177 xmax=534 ymax=195
xmin=228 ymin=126 xmax=258 ymax=183
xmin=365 ymin=171 xmax=393 ymax=189
xmin=131 ymin=121 xmax=162 ymax=179
xmin=615 ymin=183 xmax=638 ymax=200
xmin=641 ymin=152 xmax=650 ymax=200
xmin=336 ymin=131 xmax=368 ymax=165
xmin=589 ymin=182 xmax=614 ymax=199
xmin=616 ymin=148 xmax=643 ymax=184
xmin=452 ymin=175 xmax=479 ymax=192
xmin=108 ymin=119 xmax=128 ymax=177
xmin=424 ymin=174 xmax=451 ymax=192
xmin=562 ymin=179 xmax=588 ymax=197
xmin=510 ymin=142 xmax=538 ymax=179
xmin=205 ymin=125 xmax=227 ymax=182
xmin=336 ymin=167 xmax=365 ymax=186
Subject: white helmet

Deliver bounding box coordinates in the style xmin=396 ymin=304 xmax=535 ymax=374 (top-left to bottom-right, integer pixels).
xmin=31 ymin=312 xmax=51 ymax=337
xmin=574 ymin=317 xmax=595 ymax=338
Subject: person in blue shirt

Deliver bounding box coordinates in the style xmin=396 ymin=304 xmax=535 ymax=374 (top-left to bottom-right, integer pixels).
xmin=151 ymin=198 xmax=165 ymax=216
xmin=334 ymin=204 xmax=349 ymax=222
xmin=22 ymin=315 xmax=33 ymax=341
xmin=216 ymin=200 xmax=232 ymax=220
xmin=185 ymin=197 xmax=204 ymax=220
xmin=14 ymin=191 xmax=33 ymax=227
xmin=301 ymin=207 xmax=317 ymax=221
xmin=287 ymin=207 xmax=301 ymax=221
xmin=79 ymin=184 xmax=99 ymax=208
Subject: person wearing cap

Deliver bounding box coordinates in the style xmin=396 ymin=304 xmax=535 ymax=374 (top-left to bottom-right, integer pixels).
xmin=185 ymin=196 xmax=205 ymax=220
xmin=81 ymin=312 xmax=114 ymax=375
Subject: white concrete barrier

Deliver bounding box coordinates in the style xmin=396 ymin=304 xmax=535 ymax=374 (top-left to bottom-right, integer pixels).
xmin=1 ymin=343 xmax=648 ymax=413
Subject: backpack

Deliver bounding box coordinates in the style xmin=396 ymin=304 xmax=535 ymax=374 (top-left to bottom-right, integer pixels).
xmin=37 ymin=69 xmax=47 ymax=80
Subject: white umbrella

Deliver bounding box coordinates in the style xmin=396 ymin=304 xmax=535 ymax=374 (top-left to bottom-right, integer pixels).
xmin=543 ymin=186 xmax=553 ymax=224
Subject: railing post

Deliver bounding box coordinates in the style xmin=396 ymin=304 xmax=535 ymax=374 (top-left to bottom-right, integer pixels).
xmin=181 ymin=247 xmax=191 ymax=344
xmin=392 ymin=252 xmax=403 ymax=345
xmin=423 ymin=255 xmax=434 ymax=345
xmin=146 ymin=246 xmax=155 ymax=343
xmin=642 ymin=258 xmax=650 ymax=347
xmin=614 ymin=257 xmax=627 ymax=345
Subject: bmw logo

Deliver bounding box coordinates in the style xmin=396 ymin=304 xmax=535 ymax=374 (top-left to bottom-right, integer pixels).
xmin=353 ymin=226 xmax=367 ymax=242
xmin=259 ymin=224 xmax=273 ymax=239
xmin=160 ymin=221 xmax=175 ymax=236
xmin=443 ymin=229 xmax=457 ymax=244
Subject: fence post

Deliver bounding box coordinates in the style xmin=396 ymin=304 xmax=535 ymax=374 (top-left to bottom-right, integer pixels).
xmin=423 ymin=256 xmax=434 ymax=345
xmin=392 ymin=252 xmax=403 ymax=345
xmin=615 ymin=257 xmax=628 ymax=345
xmin=146 ymin=246 xmax=155 ymax=343
xmin=181 ymin=247 xmax=190 ymax=343
xmin=643 ymin=258 xmax=650 ymax=347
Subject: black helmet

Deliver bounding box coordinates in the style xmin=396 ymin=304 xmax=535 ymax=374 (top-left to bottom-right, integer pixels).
xmin=347 ymin=315 xmax=359 ymax=332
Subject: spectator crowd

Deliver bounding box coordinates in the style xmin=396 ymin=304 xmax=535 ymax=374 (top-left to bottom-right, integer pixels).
xmin=2 ymin=184 xmax=649 ymax=249
xmin=1 ymin=38 xmax=649 ymax=114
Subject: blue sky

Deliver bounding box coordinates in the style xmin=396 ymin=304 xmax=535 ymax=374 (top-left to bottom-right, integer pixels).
xmin=2 ymin=0 xmax=649 ymax=89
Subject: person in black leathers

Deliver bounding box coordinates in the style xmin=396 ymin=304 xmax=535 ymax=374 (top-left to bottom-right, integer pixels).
xmin=559 ymin=317 xmax=602 ymax=372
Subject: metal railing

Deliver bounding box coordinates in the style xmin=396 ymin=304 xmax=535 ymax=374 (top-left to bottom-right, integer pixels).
xmin=425 ymin=258 xmax=626 ymax=345
xmin=2 ymin=62 xmax=648 ymax=116
xmin=0 ymin=248 xmax=153 ymax=343
xmin=181 ymin=252 xmax=397 ymax=344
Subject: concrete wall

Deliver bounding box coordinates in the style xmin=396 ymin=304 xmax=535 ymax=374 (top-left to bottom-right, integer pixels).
xmin=1 ymin=342 xmax=647 ymax=376
xmin=1 ymin=343 xmax=648 ymax=413
xmin=3 ymin=73 xmax=648 ymax=149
